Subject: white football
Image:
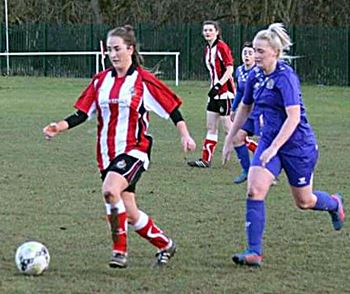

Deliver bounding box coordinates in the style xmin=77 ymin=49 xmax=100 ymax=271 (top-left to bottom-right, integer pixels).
xmin=15 ymin=241 xmax=50 ymax=276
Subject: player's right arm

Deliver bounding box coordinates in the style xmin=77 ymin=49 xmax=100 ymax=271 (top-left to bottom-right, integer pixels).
xmin=43 ymin=73 xmax=99 ymax=140
xmin=43 ymin=110 xmax=88 ymax=140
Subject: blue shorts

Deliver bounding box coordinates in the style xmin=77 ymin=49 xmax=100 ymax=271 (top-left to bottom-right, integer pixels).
xmin=241 ymin=118 xmax=255 ymax=136
xmin=251 ymin=140 xmax=319 ymax=187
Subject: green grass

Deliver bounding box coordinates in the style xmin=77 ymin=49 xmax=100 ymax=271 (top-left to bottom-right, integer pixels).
xmin=0 ymin=77 xmax=350 ymax=293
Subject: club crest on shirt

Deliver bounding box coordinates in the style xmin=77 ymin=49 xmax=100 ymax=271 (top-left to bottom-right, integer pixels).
xmin=266 ymin=79 xmax=275 ymax=89
xmin=116 ymin=159 xmax=127 ymax=169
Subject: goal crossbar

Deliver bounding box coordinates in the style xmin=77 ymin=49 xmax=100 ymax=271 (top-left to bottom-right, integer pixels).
xmin=0 ymin=51 xmax=180 ymax=86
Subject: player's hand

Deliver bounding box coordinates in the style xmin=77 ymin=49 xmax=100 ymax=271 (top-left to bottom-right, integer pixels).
xmin=222 ymin=136 xmax=234 ymax=165
xmin=208 ymin=82 xmax=221 ymax=99
xmin=181 ymin=135 xmax=196 ymax=153
xmin=43 ymin=122 xmax=59 ymax=140
xmin=230 ymin=110 xmax=235 ymax=122
xmin=259 ymin=145 xmax=278 ymax=167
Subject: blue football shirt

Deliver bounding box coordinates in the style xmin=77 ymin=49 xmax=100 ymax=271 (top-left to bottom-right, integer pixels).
xmin=242 ymin=60 xmax=316 ymax=152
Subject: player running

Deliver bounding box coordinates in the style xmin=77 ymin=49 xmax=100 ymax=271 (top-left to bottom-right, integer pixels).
xmin=43 ymin=25 xmax=196 ymax=269
xmin=222 ymin=23 xmax=345 ymax=267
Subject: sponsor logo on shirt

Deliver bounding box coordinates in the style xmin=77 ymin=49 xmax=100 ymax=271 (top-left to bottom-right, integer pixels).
xmin=100 ymin=98 xmax=129 ymax=107
xmin=109 ymin=98 xmax=119 ymax=104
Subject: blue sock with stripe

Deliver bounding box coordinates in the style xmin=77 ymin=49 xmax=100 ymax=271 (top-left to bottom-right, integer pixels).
xmin=246 ymin=199 xmax=265 ymax=255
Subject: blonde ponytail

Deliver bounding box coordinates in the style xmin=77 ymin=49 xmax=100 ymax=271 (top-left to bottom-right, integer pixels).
xmin=254 ymin=23 xmax=292 ymax=59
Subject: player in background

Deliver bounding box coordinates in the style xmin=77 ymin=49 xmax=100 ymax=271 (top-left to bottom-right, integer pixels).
xmin=230 ymin=41 xmax=258 ymax=184
xmin=222 ymin=23 xmax=345 ymax=267
xmin=43 ymin=25 xmax=196 ymax=269
xmin=187 ymin=20 xmax=235 ymax=168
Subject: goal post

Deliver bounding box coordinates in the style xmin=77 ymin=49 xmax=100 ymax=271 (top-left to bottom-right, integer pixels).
xmin=0 ymin=51 xmax=180 ymax=86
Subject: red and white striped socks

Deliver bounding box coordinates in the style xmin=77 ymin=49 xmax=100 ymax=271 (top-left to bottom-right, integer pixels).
xmin=133 ymin=210 xmax=171 ymax=250
xmin=106 ymin=201 xmax=128 ymax=254
xmin=202 ymin=133 xmax=218 ymax=163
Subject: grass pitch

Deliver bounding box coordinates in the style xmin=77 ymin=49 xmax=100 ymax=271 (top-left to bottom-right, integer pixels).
xmin=0 ymin=77 xmax=349 ymax=293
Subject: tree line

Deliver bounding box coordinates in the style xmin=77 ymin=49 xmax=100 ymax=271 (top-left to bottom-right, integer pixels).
xmin=1 ymin=0 xmax=349 ymax=27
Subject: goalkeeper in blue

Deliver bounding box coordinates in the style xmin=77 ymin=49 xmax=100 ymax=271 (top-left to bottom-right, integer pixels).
xmin=222 ymin=23 xmax=345 ymax=267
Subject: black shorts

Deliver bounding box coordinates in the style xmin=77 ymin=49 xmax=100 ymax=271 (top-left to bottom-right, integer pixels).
xmin=207 ymin=98 xmax=232 ymax=116
xmin=100 ymin=154 xmax=145 ymax=193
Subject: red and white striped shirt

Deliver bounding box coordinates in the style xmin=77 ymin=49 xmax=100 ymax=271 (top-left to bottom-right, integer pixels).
xmin=74 ymin=66 xmax=182 ymax=171
xmin=204 ymin=39 xmax=236 ymax=99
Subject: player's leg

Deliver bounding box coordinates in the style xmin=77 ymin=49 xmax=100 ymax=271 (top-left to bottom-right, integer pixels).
xmin=232 ymin=140 xmax=281 ymax=267
xmin=231 ymin=118 xmax=258 ymax=184
xmin=202 ymin=110 xmax=220 ymax=164
xmin=103 ymin=172 xmax=129 ymax=268
xmin=122 ymin=191 xmax=176 ymax=266
xmin=245 ymin=137 xmax=258 ymax=152
xmin=231 ymin=129 xmax=250 ymax=184
xmin=232 ymin=166 xmax=274 ymax=267
xmin=102 ymin=154 xmax=145 ymax=268
xmin=187 ymin=110 xmax=220 ymax=168
xmin=290 ymin=185 xmax=344 ymax=230
xmin=284 ymin=146 xmax=345 ymax=231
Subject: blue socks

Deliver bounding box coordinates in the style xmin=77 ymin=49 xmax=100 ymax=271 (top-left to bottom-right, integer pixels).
xmin=246 ymin=199 xmax=265 ymax=255
xmin=234 ymin=144 xmax=250 ymax=173
xmin=313 ymin=190 xmax=338 ymax=211
xmin=244 ymin=192 xmax=337 ymax=256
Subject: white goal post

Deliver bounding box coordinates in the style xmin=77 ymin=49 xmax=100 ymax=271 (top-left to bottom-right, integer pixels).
xmin=0 ymin=51 xmax=180 ymax=86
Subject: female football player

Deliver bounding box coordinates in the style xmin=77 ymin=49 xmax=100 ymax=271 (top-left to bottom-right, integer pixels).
xmin=230 ymin=41 xmax=258 ymax=184
xmin=187 ymin=20 xmax=235 ymax=168
xmin=222 ymin=23 xmax=345 ymax=267
xmin=43 ymin=25 xmax=196 ymax=268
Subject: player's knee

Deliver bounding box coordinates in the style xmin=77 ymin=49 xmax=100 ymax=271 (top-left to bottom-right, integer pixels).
xmin=295 ymin=199 xmax=312 ymax=210
xmin=247 ymin=179 xmax=270 ymax=199
xmin=247 ymin=187 xmax=263 ymax=199
xmin=103 ymin=190 xmax=117 ymax=203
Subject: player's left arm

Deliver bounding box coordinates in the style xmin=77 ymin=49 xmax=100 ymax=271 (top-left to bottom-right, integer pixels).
xmin=142 ymin=71 xmax=196 ymax=152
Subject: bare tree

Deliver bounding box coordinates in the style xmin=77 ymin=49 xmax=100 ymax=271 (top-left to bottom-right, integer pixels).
xmin=3 ymin=0 xmax=349 ymax=26
xmin=90 ymin=0 xmax=103 ymax=24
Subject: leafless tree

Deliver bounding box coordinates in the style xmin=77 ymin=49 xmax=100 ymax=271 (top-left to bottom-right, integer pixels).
xmin=2 ymin=0 xmax=349 ymax=26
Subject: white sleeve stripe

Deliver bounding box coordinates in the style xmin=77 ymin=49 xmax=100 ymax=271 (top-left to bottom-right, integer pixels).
xmin=143 ymin=82 xmax=170 ymax=119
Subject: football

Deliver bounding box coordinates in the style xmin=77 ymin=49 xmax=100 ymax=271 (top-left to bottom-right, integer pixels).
xmin=15 ymin=241 xmax=50 ymax=276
